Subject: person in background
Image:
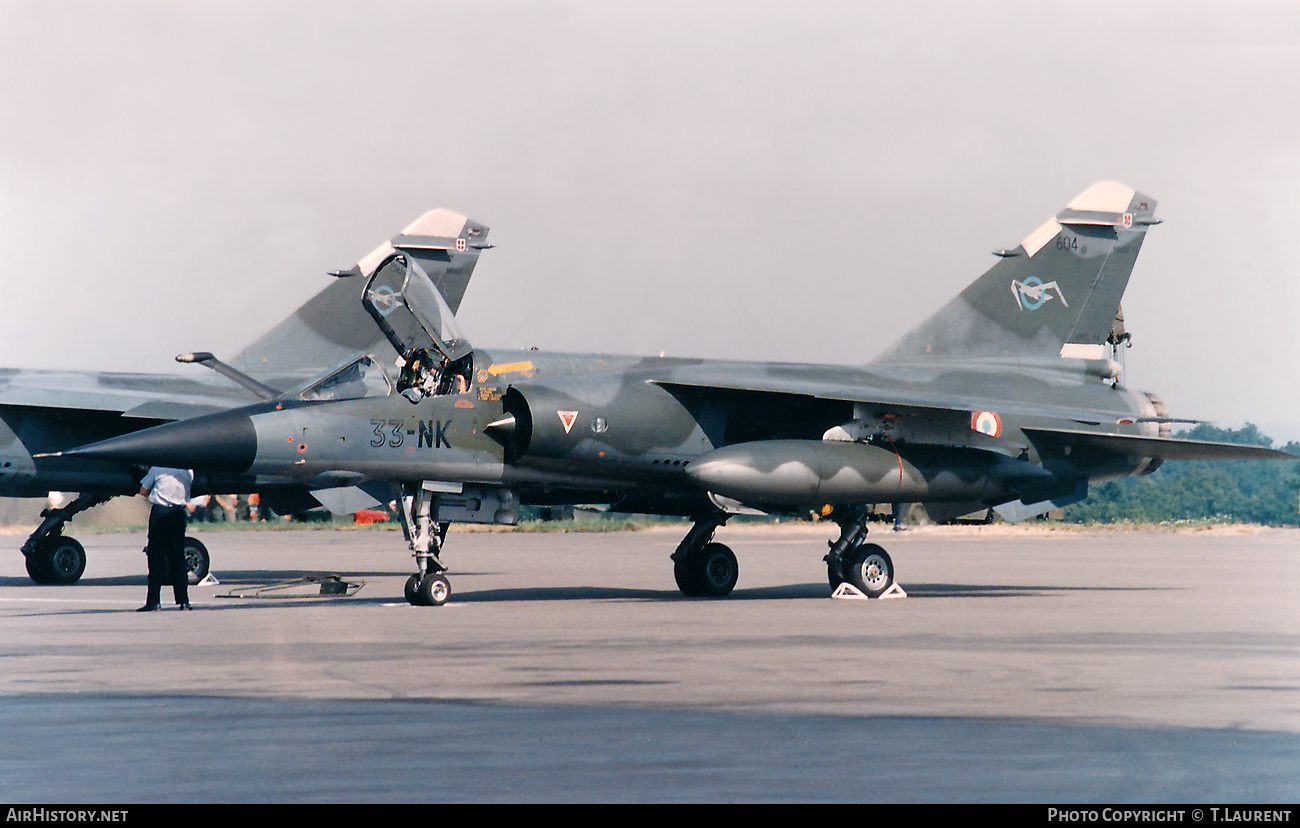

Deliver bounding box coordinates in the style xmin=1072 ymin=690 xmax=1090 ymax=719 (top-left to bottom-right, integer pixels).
xmin=212 ymin=494 xmax=238 ymax=522
xmin=187 ymin=494 xmax=212 ymax=523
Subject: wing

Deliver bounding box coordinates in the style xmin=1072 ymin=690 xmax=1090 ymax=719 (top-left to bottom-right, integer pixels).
xmin=0 ymin=368 xmax=259 ymax=496
xmin=1021 ymin=427 xmax=1297 ymax=462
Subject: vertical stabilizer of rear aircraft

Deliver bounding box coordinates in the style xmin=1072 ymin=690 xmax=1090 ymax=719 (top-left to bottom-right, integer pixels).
xmin=873 ymin=182 xmax=1157 ymax=364
xmin=225 ymin=209 xmax=489 ymax=390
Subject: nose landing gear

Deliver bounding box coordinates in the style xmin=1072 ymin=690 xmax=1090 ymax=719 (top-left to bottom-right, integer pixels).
xmin=397 ymin=482 xmax=452 ymax=606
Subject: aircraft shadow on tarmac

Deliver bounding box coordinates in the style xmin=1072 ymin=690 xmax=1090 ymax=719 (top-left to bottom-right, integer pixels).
xmin=0 ymin=574 xmax=144 ymax=587
xmin=0 ymin=573 xmax=1166 ymax=606
xmin=0 ymin=568 xmax=403 ymax=589
xmin=447 ymin=581 xmax=1165 ymax=603
xmin=209 ymin=568 xmax=415 ymax=583
xmin=895 ymin=582 xmax=1161 ymax=598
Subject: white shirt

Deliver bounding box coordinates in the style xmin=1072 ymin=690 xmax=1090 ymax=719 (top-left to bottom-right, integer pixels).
xmin=140 ymin=467 xmax=194 ymax=508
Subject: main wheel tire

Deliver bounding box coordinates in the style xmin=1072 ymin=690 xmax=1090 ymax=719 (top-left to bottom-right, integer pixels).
xmin=416 ymin=573 xmax=451 ymax=607
xmin=40 ymin=537 xmax=87 ymax=586
xmin=25 ymin=552 xmax=51 ymax=584
xmin=699 ymin=542 xmax=739 ymax=597
xmin=827 ymin=556 xmax=846 ymax=589
xmin=673 ymin=557 xmax=701 ymax=596
xmin=843 ymin=543 xmax=893 ymax=598
xmin=677 ymin=542 xmax=738 ymax=598
xmin=182 ymin=537 xmax=210 ymax=584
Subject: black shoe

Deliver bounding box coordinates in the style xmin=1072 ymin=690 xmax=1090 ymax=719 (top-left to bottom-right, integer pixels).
xmin=136 ymin=604 xmax=160 ymax=612
xmin=177 ymin=603 xmax=192 ymax=610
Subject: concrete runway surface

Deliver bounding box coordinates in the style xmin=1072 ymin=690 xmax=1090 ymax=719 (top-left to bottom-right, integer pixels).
xmin=0 ymin=522 xmax=1296 ymax=802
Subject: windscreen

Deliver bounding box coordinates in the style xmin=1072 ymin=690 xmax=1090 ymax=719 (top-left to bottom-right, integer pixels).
xmin=299 ymin=356 xmax=393 ymax=401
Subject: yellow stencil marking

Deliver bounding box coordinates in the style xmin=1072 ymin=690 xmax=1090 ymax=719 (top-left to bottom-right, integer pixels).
xmin=488 ymin=361 xmax=535 ymax=376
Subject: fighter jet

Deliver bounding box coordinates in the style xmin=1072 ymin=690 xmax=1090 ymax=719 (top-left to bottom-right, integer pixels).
xmin=2 ymin=209 xmax=490 ymax=584
xmin=54 ymin=182 xmax=1297 ymax=605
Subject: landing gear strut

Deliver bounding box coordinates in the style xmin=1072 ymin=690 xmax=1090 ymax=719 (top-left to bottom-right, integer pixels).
xmin=21 ymin=492 xmax=113 ymax=585
xmin=671 ymin=510 xmax=737 ymax=597
xmin=21 ymin=493 xmax=212 ymax=586
xmin=824 ymin=506 xmax=896 ymax=598
xmin=398 ymin=482 xmax=451 ymax=606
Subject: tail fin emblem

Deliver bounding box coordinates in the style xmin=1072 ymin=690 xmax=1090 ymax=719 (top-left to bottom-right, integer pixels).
xmin=1011 ymin=276 xmax=1068 ymax=311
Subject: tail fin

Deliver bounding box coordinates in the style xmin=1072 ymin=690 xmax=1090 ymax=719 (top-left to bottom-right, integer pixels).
xmin=872 ymin=182 xmax=1157 ymax=364
xmin=224 ymin=209 xmax=490 ymax=389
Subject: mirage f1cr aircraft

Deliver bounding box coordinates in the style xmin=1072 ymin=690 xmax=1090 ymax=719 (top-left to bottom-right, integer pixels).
xmin=57 ymin=182 xmax=1297 ymax=605
xmin=2 ymin=209 xmax=490 ymax=585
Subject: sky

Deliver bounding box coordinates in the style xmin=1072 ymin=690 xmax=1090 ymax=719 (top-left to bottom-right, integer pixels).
xmin=1 ymin=1 xmax=1298 ymax=442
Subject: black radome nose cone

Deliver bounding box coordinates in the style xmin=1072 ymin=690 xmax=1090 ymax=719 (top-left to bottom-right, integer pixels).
xmin=62 ymin=410 xmax=257 ymax=472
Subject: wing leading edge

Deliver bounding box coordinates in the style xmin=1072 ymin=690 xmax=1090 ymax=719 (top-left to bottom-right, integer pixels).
xmin=1021 ymin=427 xmax=1297 ymax=462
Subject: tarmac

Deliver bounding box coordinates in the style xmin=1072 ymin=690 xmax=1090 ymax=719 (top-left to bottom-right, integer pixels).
xmin=1 ymin=521 xmax=1297 ymax=802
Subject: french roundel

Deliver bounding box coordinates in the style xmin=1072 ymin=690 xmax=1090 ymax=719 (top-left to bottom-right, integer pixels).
xmin=971 ymin=411 xmax=1002 ymax=438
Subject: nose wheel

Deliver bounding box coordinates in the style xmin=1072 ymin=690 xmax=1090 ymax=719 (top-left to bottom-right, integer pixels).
xmin=406 ymin=572 xmax=451 ymax=606
xmin=397 ymin=481 xmax=454 ymax=606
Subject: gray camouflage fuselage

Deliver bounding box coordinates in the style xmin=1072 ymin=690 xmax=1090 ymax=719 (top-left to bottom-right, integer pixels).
xmin=33 ymin=183 xmax=1297 ymax=601
xmin=70 ymin=343 xmax=1175 ymax=521
xmin=51 ymin=182 xmax=1295 ymax=523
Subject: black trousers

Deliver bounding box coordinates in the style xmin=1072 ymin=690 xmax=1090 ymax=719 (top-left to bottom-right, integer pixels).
xmin=145 ymin=504 xmax=189 ymax=606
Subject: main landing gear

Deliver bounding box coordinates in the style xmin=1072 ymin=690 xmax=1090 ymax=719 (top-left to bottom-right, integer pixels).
xmin=668 ymin=505 xmax=897 ymax=600
xmin=397 ymin=482 xmax=452 ymax=606
xmin=21 ymin=493 xmax=212 ymax=586
xmin=21 ymin=492 xmax=111 ymax=585
xmin=24 ymin=534 xmax=87 ymax=585
xmin=671 ymin=511 xmax=738 ymax=597
xmin=824 ymin=505 xmax=896 ymax=598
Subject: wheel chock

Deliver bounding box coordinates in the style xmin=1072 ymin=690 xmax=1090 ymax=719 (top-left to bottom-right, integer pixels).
xmin=197 ymin=573 xmax=220 ymax=586
xmin=879 ymin=582 xmax=907 ymax=599
xmin=832 ymin=583 xmax=867 ymax=599
xmin=832 ymin=582 xmax=907 ymax=600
